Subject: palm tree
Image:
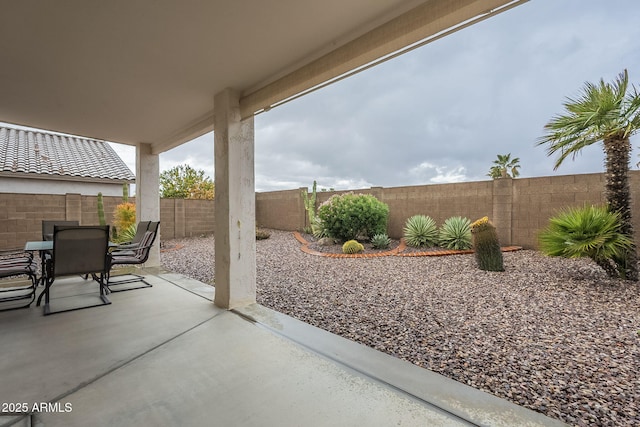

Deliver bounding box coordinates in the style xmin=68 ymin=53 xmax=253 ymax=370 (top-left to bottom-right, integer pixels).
xmin=538 ymin=69 xmax=640 ymax=281
xmin=488 ymin=153 xmax=520 ymax=178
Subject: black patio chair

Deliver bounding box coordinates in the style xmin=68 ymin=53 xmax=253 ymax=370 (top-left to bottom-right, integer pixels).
xmin=107 ymin=225 xmax=158 ymax=292
xmin=113 ymin=221 xmax=151 ymax=250
xmin=36 ymin=225 xmax=111 ymax=316
xmin=0 ymin=250 xmax=38 ymax=311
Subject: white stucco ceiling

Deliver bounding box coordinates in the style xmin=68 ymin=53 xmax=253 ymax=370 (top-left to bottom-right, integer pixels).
xmin=0 ymin=0 xmax=523 ymax=153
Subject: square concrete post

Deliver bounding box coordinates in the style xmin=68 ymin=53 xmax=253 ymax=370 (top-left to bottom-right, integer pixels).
xmin=136 ymin=143 xmax=161 ymax=267
xmin=492 ymin=178 xmax=513 ymax=246
xmin=214 ymin=88 xmax=256 ymax=309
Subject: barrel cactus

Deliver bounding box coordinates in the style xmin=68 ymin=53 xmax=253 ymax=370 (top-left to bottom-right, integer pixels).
xmin=342 ymin=240 xmax=364 ymax=254
xmin=470 ymin=216 xmax=504 ymax=271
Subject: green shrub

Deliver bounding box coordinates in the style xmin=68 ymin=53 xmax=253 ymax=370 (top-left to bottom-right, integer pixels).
xmin=439 ymin=216 xmax=472 ymax=250
xmin=317 ymin=193 xmax=389 ymax=241
xmin=371 ymin=233 xmax=391 ymax=249
xmin=538 ymin=205 xmax=632 ymax=279
xmin=403 ymin=215 xmax=438 ymax=247
xmin=470 ymin=216 xmax=504 ymax=271
xmin=342 ymin=240 xmax=364 ymax=254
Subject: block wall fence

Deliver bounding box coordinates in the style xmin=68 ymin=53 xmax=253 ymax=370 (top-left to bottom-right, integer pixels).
xmin=0 ymin=195 xmax=215 ymax=250
xmin=257 ymin=171 xmax=640 ymax=249
xmin=0 ymin=171 xmax=638 ymax=250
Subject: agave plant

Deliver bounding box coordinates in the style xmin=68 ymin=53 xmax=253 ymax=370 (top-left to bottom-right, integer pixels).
xmin=438 ymin=216 xmax=472 ymax=250
xmin=311 ymin=217 xmax=329 ymax=239
xmin=538 ymin=205 xmax=632 ymax=279
xmin=403 ymin=215 xmax=438 ymax=248
xmin=116 ymin=222 xmax=138 ymax=244
xmin=371 ymin=233 xmax=391 ymax=249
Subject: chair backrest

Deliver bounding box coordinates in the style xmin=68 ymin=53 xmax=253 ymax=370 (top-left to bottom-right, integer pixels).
xmin=147 ymin=221 xmax=160 ymax=234
xmin=42 ymin=220 xmax=79 ymax=241
xmin=131 ymin=221 xmax=152 ymax=244
xmin=52 ymin=225 xmax=110 ymax=277
xmin=133 ymin=230 xmax=158 ymax=263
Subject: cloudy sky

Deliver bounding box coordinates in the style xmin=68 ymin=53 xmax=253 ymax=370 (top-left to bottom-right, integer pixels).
xmin=108 ymin=0 xmax=640 ymax=191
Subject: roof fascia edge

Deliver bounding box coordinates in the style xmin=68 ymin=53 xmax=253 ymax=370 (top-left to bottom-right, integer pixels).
xmin=150 ymin=110 xmax=214 ymax=155
xmin=0 ymin=172 xmax=134 ymax=184
xmin=239 ymin=0 xmax=525 ymax=119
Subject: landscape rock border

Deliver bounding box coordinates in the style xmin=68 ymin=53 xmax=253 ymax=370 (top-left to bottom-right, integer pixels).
xmin=293 ymin=231 xmax=523 ymax=258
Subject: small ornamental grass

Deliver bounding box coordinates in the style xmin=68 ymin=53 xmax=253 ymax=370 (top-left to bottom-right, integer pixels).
xmin=438 ymin=216 xmax=472 ymax=250
xmin=403 ymin=215 xmax=438 ymax=248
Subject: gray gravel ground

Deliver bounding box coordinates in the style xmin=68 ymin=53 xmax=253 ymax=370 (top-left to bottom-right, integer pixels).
xmin=161 ymin=230 xmax=640 ymax=427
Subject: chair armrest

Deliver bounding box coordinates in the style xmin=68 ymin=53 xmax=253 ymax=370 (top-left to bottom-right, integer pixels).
xmin=0 ymin=250 xmax=34 ymax=265
xmin=114 ymin=242 xmax=139 ymax=250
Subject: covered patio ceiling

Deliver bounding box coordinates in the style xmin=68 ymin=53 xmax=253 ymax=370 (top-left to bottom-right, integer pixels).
xmin=0 ymin=0 xmax=524 ymax=154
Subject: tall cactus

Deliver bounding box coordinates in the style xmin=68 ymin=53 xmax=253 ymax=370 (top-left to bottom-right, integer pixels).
xmin=97 ymin=192 xmax=106 ymax=226
xmin=122 ymin=183 xmax=129 ymax=203
xmin=470 ymin=216 xmax=504 ymax=272
xmin=301 ymin=180 xmax=317 ymax=228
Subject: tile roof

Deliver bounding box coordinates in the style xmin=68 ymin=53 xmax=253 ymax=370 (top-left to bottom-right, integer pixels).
xmin=0 ymin=126 xmax=135 ymax=181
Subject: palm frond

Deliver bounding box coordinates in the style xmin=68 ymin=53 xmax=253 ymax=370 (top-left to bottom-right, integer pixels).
xmin=538 ymin=69 xmax=640 ymax=170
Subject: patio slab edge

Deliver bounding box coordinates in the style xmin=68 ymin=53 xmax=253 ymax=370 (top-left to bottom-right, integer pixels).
xmin=234 ymin=303 xmax=566 ymax=427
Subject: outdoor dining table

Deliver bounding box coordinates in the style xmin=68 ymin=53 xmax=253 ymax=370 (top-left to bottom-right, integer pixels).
xmin=24 ymin=240 xmax=118 ymax=286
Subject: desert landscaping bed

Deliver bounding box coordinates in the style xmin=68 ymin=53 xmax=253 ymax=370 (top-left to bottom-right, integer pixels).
xmin=161 ymin=229 xmax=640 ymax=426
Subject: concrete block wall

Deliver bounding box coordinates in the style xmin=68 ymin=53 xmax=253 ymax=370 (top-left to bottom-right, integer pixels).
xmin=160 ymin=198 xmax=215 ymax=240
xmin=183 ymin=199 xmax=215 ymax=237
xmin=256 ymin=171 xmax=640 ymax=249
xmin=256 ymin=188 xmax=306 ymax=231
xmin=160 ymin=199 xmax=177 ymax=239
xmin=511 ymin=173 xmax=607 ymax=247
xmin=380 ymin=182 xmax=494 ymax=239
xmin=0 ymin=193 xmax=67 ymax=249
xmin=0 ymin=193 xmax=215 ymax=250
xmin=1 ymin=171 xmax=638 ymax=250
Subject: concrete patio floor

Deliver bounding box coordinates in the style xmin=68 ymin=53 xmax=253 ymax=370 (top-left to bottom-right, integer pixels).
xmin=0 ymin=270 xmax=565 ymax=427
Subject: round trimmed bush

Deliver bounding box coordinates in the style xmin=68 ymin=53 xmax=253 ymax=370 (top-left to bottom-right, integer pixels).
xmin=317 ymin=193 xmax=389 ymax=241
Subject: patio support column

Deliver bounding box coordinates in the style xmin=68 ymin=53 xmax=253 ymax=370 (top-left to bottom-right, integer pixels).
xmin=214 ymin=88 xmax=256 ymax=309
xmin=136 ymin=143 xmax=161 ymax=267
